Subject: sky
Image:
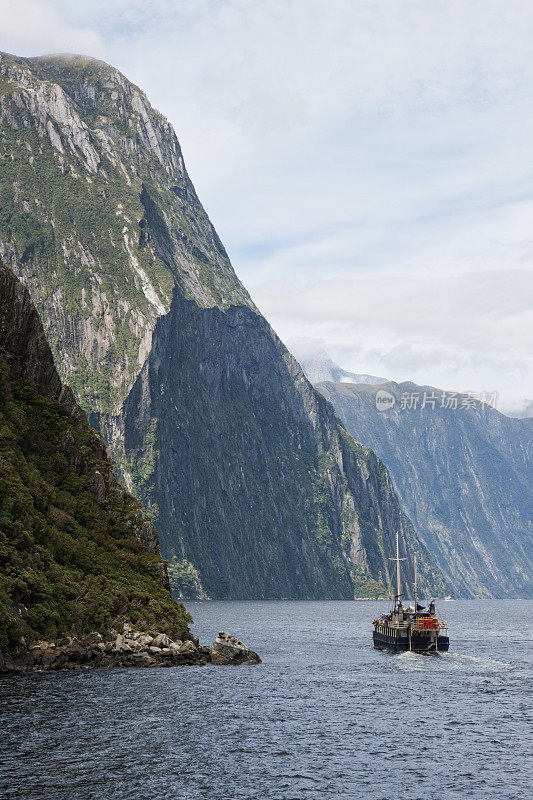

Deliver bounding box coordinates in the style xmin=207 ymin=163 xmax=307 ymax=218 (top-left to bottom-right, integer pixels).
xmin=1 ymin=0 xmax=532 ymax=412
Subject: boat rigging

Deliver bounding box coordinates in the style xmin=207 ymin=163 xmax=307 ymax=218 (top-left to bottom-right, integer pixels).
xmin=372 ymin=532 xmax=450 ymax=653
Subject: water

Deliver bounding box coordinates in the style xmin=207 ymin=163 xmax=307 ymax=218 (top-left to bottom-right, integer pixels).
xmin=0 ymin=600 xmax=531 ymax=800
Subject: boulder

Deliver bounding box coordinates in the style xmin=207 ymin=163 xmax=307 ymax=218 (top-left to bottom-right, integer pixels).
xmin=64 ymin=637 xmax=89 ymax=662
xmin=41 ymin=647 xmax=58 ymax=667
xmin=47 ymin=650 xmax=68 ymax=670
xmin=178 ymin=640 xmax=197 ymax=655
xmin=210 ymin=632 xmax=261 ymax=665
xmin=131 ymin=652 xmax=156 ymax=667
xmin=152 ymin=633 xmax=170 ymax=648
xmin=114 ymin=634 xmax=133 ymax=653
xmin=168 ymin=639 xmax=199 ymax=663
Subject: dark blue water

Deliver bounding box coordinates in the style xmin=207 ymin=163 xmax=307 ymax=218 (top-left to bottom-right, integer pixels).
xmin=0 ymin=600 xmax=531 ymax=800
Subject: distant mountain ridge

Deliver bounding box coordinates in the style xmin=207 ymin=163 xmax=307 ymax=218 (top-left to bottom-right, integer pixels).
xmin=0 ymin=51 xmax=447 ymax=600
xmin=297 ymin=351 xmax=387 ymax=385
xmin=317 ymin=378 xmax=533 ymax=598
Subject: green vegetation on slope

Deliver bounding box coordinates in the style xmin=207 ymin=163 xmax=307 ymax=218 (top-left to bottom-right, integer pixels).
xmin=0 ymin=360 xmax=190 ymax=649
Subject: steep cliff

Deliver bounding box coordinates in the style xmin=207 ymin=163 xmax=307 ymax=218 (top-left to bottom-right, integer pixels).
xmin=317 ymin=380 xmax=533 ymax=598
xmin=0 ymin=52 xmax=249 ymax=417
xmin=0 ymin=51 xmax=447 ymax=599
xmin=0 ymin=259 xmax=190 ymax=647
xmin=121 ymin=294 xmax=448 ymax=598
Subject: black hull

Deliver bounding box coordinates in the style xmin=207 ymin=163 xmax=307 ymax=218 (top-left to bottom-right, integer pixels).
xmin=373 ymin=631 xmax=449 ymax=653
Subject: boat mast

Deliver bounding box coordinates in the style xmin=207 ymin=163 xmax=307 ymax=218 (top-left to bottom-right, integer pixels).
xmin=396 ymin=530 xmax=401 ymax=604
xmin=389 ymin=531 xmax=406 ymax=609
xmin=413 ymin=552 xmax=418 ymax=611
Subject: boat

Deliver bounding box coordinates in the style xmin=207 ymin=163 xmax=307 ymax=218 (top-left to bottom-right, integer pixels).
xmin=372 ymin=532 xmax=450 ymax=654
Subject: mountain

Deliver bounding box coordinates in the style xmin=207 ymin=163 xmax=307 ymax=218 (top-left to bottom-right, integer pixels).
xmin=0 ymin=51 xmax=447 ymax=600
xmin=296 ymin=351 xmax=387 ymax=385
xmin=316 ymin=380 xmax=533 ymax=598
xmin=0 ymin=258 xmax=190 ymax=649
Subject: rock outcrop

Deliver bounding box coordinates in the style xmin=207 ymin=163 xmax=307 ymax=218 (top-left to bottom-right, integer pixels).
xmin=0 ymin=51 xmax=448 ymax=600
xmin=0 ymin=624 xmax=260 ymax=672
xmin=210 ymin=632 xmax=261 ymax=665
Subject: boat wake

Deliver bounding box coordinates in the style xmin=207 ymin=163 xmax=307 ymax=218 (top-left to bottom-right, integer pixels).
xmin=440 ymin=652 xmax=514 ymax=671
xmin=394 ymin=650 xmax=514 ymax=673
xmin=394 ymin=650 xmax=453 ymax=671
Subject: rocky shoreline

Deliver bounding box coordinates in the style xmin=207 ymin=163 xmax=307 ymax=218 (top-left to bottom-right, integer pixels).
xmin=0 ymin=628 xmax=261 ymax=673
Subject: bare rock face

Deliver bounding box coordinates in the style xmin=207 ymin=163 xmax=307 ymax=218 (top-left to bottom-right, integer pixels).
xmin=210 ymin=632 xmax=262 ymax=666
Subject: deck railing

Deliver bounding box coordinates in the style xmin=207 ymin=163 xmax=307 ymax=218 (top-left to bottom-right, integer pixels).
xmin=414 ymin=618 xmax=447 ymax=630
xmin=373 ymin=619 xmax=448 ymax=630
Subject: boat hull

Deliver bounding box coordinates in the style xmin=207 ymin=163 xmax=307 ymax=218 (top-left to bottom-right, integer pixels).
xmin=373 ymin=631 xmax=449 ymax=653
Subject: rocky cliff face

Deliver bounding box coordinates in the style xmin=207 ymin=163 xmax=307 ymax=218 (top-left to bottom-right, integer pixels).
xmin=0 ymin=52 xmax=248 ymax=417
xmin=0 ymin=52 xmax=447 ymax=599
xmin=0 ymin=259 xmax=191 ymax=648
xmin=120 ymin=294 xmax=447 ymax=598
xmin=317 ymin=380 xmax=533 ymax=598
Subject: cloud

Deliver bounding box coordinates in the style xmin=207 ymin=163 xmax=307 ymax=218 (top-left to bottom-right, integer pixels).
xmin=1 ymin=0 xmax=532 ymax=402
xmin=0 ymin=0 xmax=103 ymax=57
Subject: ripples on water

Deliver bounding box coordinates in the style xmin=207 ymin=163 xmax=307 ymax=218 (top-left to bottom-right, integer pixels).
xmin=0 ymin=600 xmax=531 ymax=800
